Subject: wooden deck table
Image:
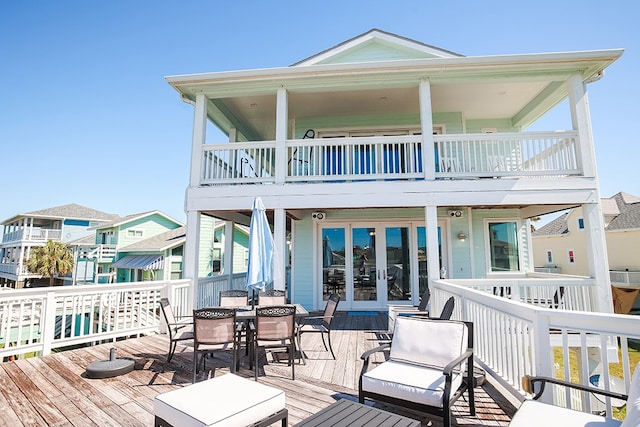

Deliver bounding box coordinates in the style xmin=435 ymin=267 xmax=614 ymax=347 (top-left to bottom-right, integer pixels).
xmin=293 ymin=399 xmax=420 ymax=427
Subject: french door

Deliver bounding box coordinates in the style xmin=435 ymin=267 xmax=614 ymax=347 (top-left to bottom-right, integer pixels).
xmin=321 ymin=222 xmax=445 ymax=310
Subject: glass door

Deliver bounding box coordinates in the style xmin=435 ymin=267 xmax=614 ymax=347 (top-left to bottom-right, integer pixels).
xmin=321 ymin=222 xmax=446 ymax=310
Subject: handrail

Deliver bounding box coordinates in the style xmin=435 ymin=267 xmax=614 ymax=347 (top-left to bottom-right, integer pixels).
xmin=430 ymin=279 xmax=640 ymax=416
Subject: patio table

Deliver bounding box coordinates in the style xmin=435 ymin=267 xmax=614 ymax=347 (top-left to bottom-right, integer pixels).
xmin=294 ymin=398 xmax=420 ymax=426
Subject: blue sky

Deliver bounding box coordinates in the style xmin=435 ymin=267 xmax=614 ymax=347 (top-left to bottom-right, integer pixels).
xmin=1 ymin=1 xmax=637 ymax=226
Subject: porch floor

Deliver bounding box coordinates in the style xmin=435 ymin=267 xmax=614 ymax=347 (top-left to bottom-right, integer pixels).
xmin=0 ymin=312 xmax=515 ymax=426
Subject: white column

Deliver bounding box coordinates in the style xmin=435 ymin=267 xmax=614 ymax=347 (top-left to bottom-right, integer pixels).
xmin=184 ymin=211 xmax=201 ymax=311
xmin=419 ymin=80 xmax=436 ymax=180
xmin=424 ymin=206 xmax=440 ymax=286
xmin=567 ymin=75 xmax=597 ymax=178
xmin=275 ymin=88 xmax=288 ymax=184
xmin=190 ymin=94 xmax=207 ymax=186
xmin=274 ymin=208 xmax=286 ymax=291
xmin=223 ymin=220 xmax=234 ymax=279
xmin=583 ymin=203 xmax=613 ymax=312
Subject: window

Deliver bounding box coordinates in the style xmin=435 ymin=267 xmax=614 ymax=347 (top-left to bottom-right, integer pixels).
xmin=577 ymin=218 xmax=585 ymax=229
xmin=486 ymin=220 xmax=520 ymax=272
xmin=127 ymin=229 xmax=143 ymax=238
xmin=568 ymin=250 xmax=575 ymax=264
xmin=546 ymin=250 xmax=553 ymax=264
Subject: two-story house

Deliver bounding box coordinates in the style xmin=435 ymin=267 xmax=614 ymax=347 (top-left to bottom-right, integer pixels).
xmin=80 ymin=211 xmax=184 ymax=283
xmin=0 ymin=203 xmax=118 ymax=288
xmin=533 ymin=192 xmax=640 ymax=313
xmin=166 ymin=29 xmax=623 ymax=312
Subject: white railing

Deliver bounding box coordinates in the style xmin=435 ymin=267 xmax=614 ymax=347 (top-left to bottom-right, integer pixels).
xmin=434 ymin=131 xmax=579 ymax=178
xmin=197 ymin=131 xmax=581 ymax=185
xmin=201 ymin=141 xmax=276 ymax=184
xmin=431 ymin=280 xmax=640 ymax=417
xmin=447 ymin=275 xmax=598 ymax=311
xmin=0 ymin=263 xmax=33 ymax=276
xmin=287 ymin=135 xmax=424 ymax=181
xmin=2 ymin=228 xmax=63 ymax=243
xmin=0 ymin=279 xmax=190 ymax=359
xmin=610 ymin=270 xmax=640 ymax=287
xmin=196 ymin=273 xmax=247 ymax=308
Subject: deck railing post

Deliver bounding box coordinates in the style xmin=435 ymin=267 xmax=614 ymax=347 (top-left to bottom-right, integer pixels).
xmin=41 ymin=291 xmax=57 ymax=356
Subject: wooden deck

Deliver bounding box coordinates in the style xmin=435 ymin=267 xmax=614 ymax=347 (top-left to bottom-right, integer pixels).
xmin=0 ymin=312 xmax=515 ymax=426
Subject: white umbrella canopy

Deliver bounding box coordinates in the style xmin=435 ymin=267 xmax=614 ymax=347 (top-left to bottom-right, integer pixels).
xmin=246 ymin=197 xmax=278 ymax=305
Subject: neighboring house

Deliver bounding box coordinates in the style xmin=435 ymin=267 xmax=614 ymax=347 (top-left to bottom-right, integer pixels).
xmin=0 ymin=203 xmax=118 ymax=288
xmin=77 ymin=211 xmax=184 ymax=284
xmin=113 ymin=226 xmax=186 ymax=282
xmin=533 ymin=192 xmax=640 ymax=313
xmin=166 ymin=29 xmax=622 ymax=312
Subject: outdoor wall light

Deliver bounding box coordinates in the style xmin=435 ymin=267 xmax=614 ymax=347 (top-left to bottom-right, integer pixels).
xmin=457 ymin=232 xmax=467 ymax=242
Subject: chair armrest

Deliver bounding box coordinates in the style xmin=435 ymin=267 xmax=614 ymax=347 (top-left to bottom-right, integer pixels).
xmin=360 ymin=342 xmax=391 ymax=362
xmin=167 ymin=321 xmax=192 ymax=330
xmin=359 ymin=342 xmax=391 ymax=380
xmin=524 ymin=375 xmax=628 ymax=402
xmin=297 ymin=315 xmax=332 ymax=327
xmin=443 ymin=349 xmax=473 ymax=377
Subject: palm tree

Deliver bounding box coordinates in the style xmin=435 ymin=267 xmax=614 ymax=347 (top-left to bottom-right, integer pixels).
xmin=27 ymin=240 xmax=74 ymax=286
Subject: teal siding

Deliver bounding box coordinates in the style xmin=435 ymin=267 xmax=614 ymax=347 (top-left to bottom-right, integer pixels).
xmin=117 ymin=214 xmax=181 ymax=248
xmin=316 ymin=41 xmax=438 ymax=65
xmin=292 ymin=217 xmax=315 ymax=309
xmin=199 ymin=216 xmax=215 ymax=277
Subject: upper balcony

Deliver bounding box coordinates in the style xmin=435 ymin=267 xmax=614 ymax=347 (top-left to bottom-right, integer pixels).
xmin=2 ymin=228 xmax=62 ymax=244
xmin=199 ymin=131 xmax=579 ymax=185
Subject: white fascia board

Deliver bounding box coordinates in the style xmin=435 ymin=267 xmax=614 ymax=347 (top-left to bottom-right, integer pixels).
xmin=166 ymin=48 xmax=623 ymax=88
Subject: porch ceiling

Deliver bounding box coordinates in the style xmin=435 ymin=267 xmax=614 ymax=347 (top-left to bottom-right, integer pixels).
xmin=167 ymin=49 xmax=623 ymax=141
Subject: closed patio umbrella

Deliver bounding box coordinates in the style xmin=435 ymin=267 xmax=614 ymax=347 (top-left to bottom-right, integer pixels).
xmin=246 ymin=197 xmax=276 ymax=308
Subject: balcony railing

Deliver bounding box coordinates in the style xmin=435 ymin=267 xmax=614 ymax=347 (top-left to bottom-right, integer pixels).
xmin=431 ymin=279 xmax=640 ymax=416
xmin=2 ymin=228 xmax=63 ymax=243
xmin=199 ymin=131 xmax=580 ymax=185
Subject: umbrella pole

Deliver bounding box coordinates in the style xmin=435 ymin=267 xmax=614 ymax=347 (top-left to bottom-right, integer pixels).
xmin=252 ymin=290 xmax=256 ymax=309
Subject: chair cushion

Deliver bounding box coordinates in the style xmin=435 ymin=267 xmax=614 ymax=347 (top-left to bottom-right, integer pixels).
xmin=361 ymin=359 xmax=463 ymax=408
xmin=154 ymin=374 xmax=285 ymax=427
xmin=509 ymin=400 xmax=621 ymax=427
xmin=391 ymin=317 xmax=467 ymax=368
xmin=621 ymin=362 xmax=640 ymax=427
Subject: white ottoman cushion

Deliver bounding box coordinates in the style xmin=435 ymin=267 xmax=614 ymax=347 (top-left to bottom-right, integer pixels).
xmin=154 ymin=374 xmax=285 ymax=427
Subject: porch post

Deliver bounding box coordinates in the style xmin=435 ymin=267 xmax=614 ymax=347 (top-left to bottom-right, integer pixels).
xmin=223 ymin=220 xmax=234 ymax=285
xmin=275 ymin=88 xmax=288 ymax=184
xmin=419 ymin=80 xmax=436 ymax=181
xmin=190 ymin=94 xmax=207 ymax=186
xmin=184 ymin=94 xmax=207 ymax=310
xmin=424 ymin=206 xmax=440 ymax=288
xmin=273 ymin=208 xmax=286 ymax=291
xmin=583 ymin=202 xmax=613 ymax=313
xmin=184 ymin=211 xmax=201 ymax=311
xmin=567 ymin=74 xmax=596 ymax=178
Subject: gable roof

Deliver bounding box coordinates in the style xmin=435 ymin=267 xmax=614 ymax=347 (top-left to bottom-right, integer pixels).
xmin=292 ymin=29 xmax=463 ymax=66
xmin=93 ymin=211 xmax=183 ymax=230
xmin=607 ymin=192 xmax=640 ymax=231
xmin=2 ymin=203 xmax=118 ymax=225
xmin=119 ymin=226 xmax=186 ymax=252
xmin=532 ymin=212 xmax=569 ymax=237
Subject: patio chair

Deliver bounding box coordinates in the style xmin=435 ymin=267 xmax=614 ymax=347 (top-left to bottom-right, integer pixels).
xmin=508 ymin=363 xmax=640 ymax=426
xmin=258 ymin=289 xmax=287 ymax=305
xmin=296 ymin=293 xmax=340 ymax=363
xmin=192 ymin=307 xmax=241 ymax=383
xmin=251 ymin=305 xmax=297 ymax=381
xmin=359 ymin=317 xmax=475 ymax=427
xmin=219 ymin=289 xmax=248 ymax=307
xmin=435 ymin=296 xmax=455 ymax=320
xmin=159 ymin=298 xmax=193 ymax=362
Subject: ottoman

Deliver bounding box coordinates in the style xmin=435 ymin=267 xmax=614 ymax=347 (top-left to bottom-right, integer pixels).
xmin=154 ymin=374 xmax=287 ymax=427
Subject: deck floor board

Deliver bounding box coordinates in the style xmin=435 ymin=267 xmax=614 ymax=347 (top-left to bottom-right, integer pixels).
xmin=0 ymin=312 xmax=512 ymax=426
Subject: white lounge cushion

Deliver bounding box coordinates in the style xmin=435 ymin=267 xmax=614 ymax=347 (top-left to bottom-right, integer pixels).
xmin=621 ymin=362 xmax=640 ymax=427
xmin=154 ymin=374 xmax=285 ymax=427
xmin=391 ymin=317 xmax=467 ymax=368
xmin=361 ymin=359 xmax=463 ymax=408
xmin=510 ymin=400 xmax=621 ymax=427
